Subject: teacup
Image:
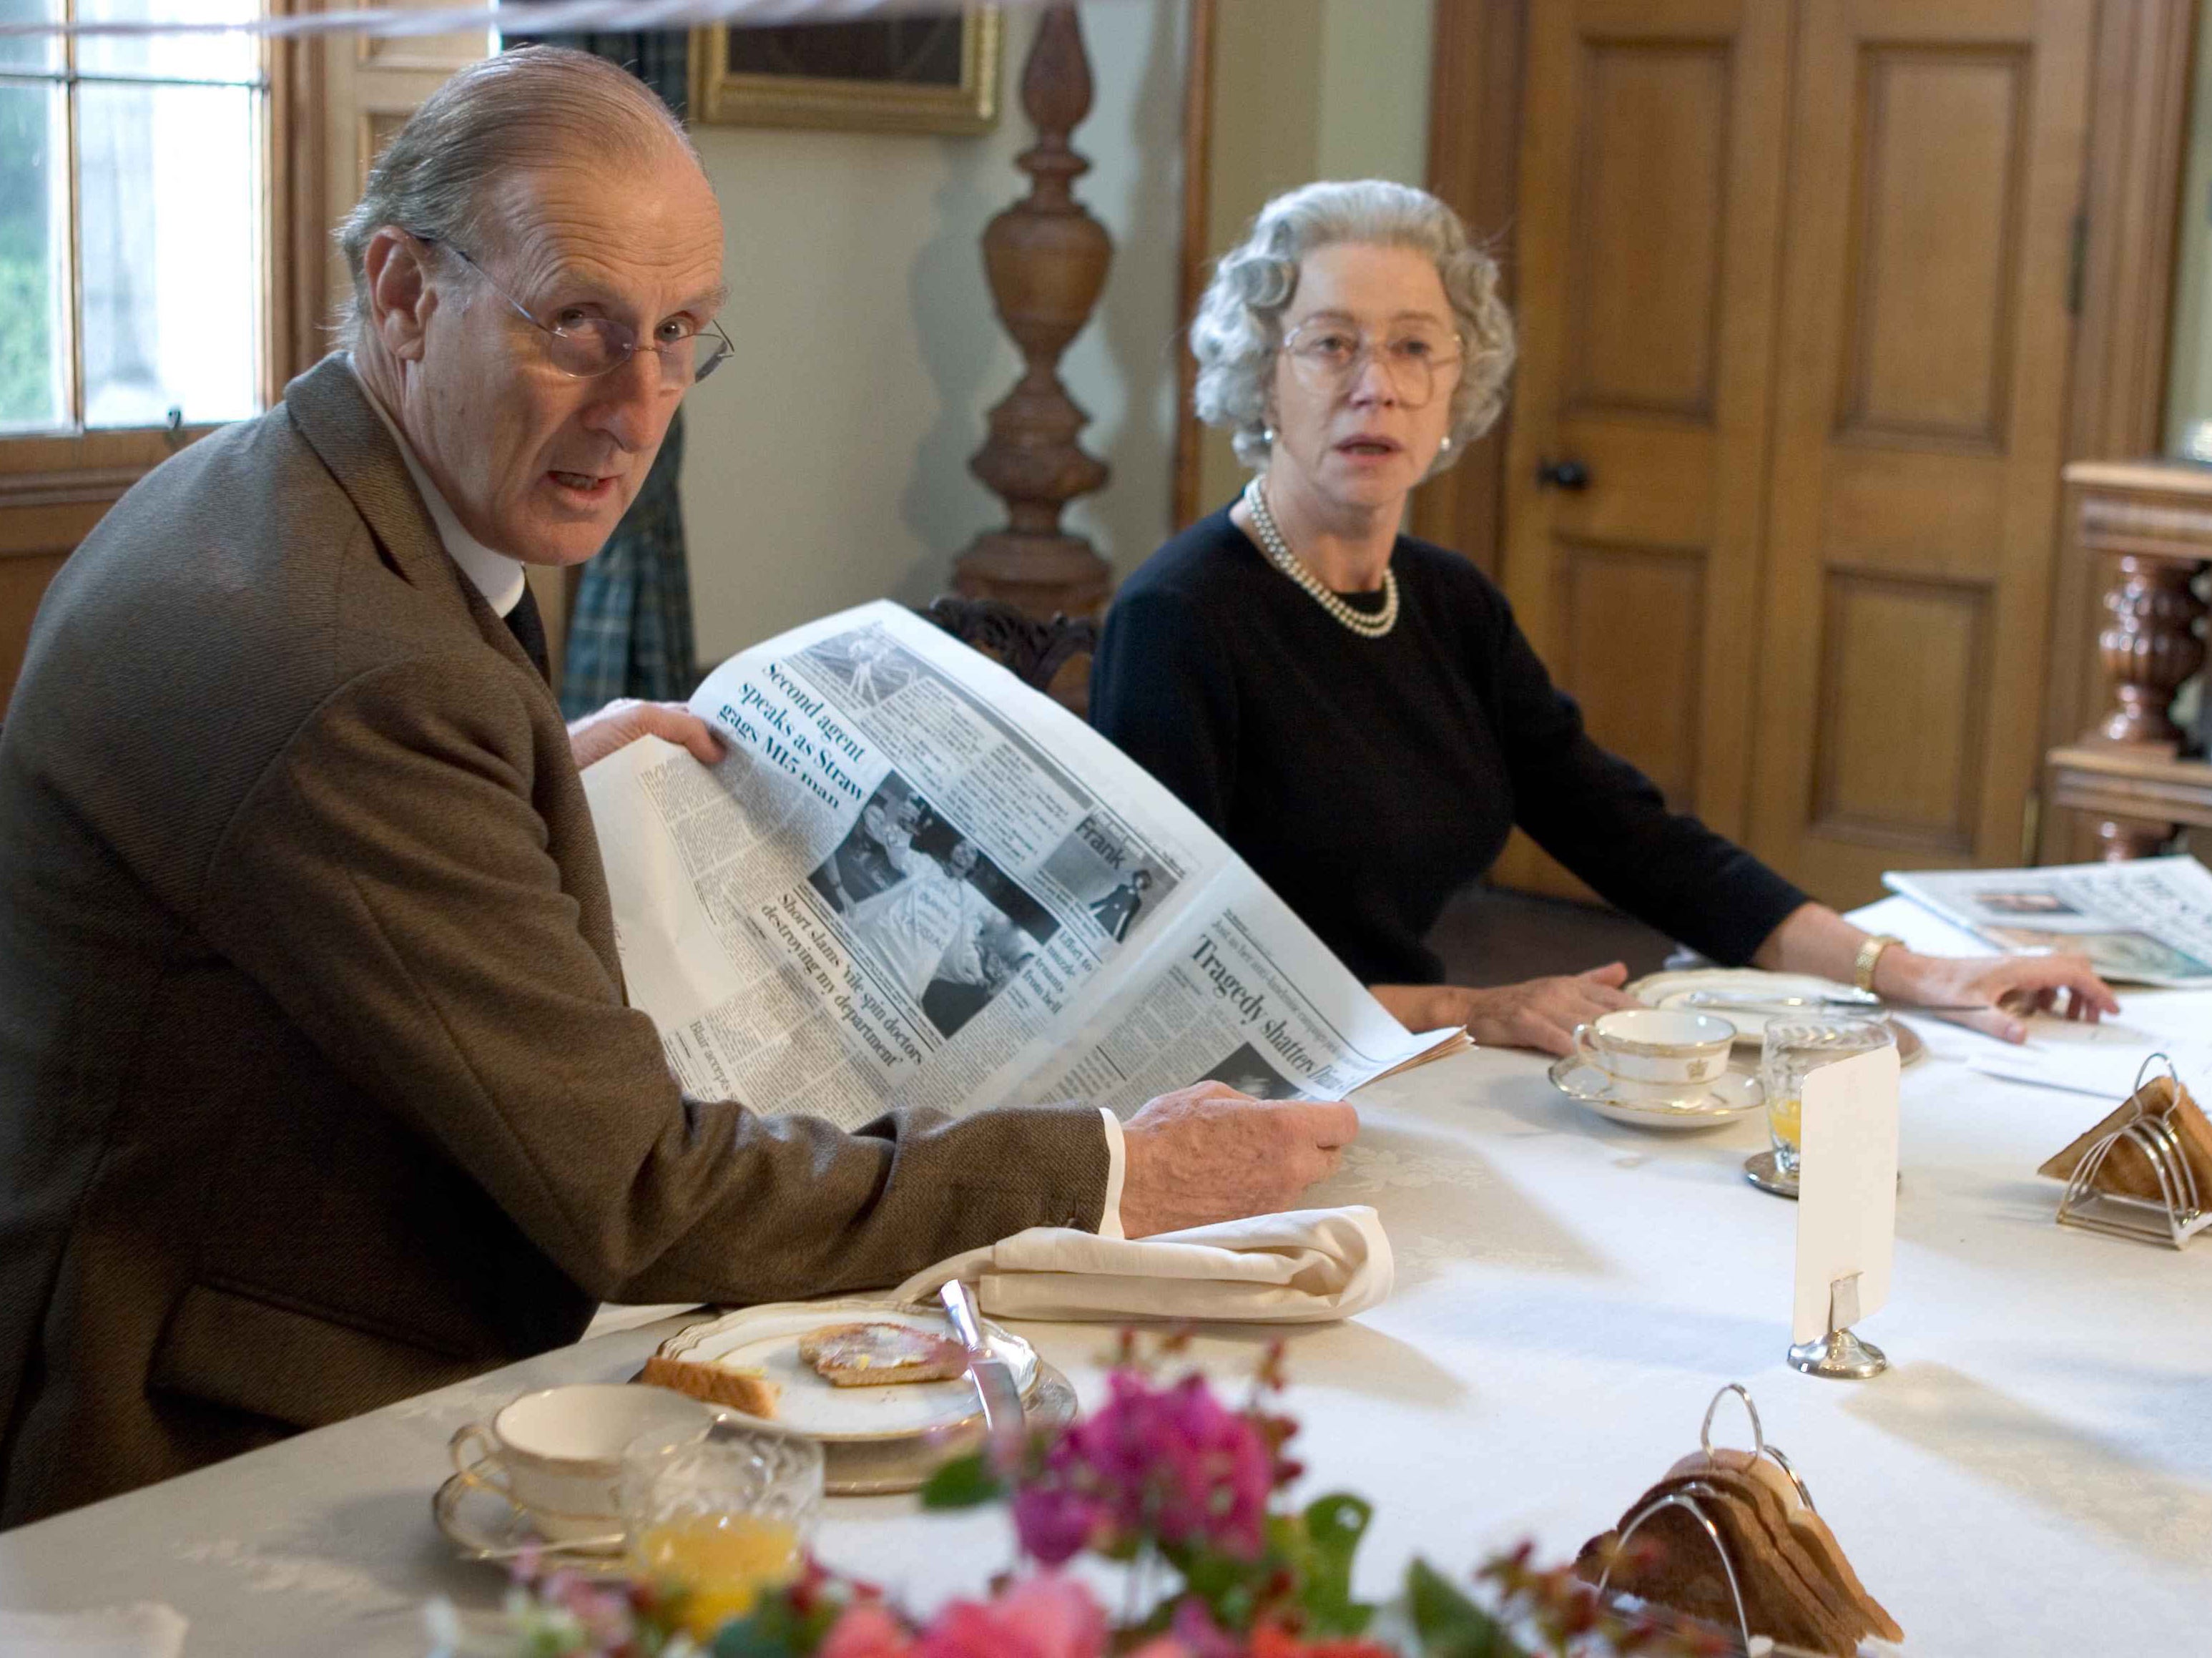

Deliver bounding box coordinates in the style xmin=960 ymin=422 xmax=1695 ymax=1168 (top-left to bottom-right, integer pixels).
xmin=1570 ymin=1008 xmax=1736 ymax=1104
xmin=450 ymin=1383 xmax=713 ymax=1543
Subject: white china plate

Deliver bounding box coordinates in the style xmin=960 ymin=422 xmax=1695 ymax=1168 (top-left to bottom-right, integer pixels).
xmin=654 ymin=1300 xmax=1038 ymax=1443
xmin=432 ymin=1471 xmax=630 ymax=1575
xmin=1548 ymin=1055 xmax=1764 ymax=1132
xmin=1626 ymin=968 xmax=1926 ymax=1066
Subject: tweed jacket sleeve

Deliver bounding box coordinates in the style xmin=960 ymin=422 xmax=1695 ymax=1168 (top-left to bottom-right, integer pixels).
xmin=195 ymin=646 xmax=1110 ymax=1307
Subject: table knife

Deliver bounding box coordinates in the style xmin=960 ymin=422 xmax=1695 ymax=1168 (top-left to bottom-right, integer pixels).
xmin=1678 ymin=990 xmax=1984 ymax=1014
xmin=938 ymin=1278 xmax=1025 ymax=1466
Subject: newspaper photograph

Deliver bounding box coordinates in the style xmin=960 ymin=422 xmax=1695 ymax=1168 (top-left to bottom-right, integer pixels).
xmin=581 ymin=602 xmax=1458 ymax=1132
xmin=1884 ymin=855 xmax=2212 ymax=986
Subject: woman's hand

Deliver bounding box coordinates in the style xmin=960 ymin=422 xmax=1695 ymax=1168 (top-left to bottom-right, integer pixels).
xmin=1879 ymin=948 xmax=2120 ymax=1044
xmin=568 ymin=698 xmax=726 ymax=771
xmin=1372 ymin=963 xmax=1643 ymax=1056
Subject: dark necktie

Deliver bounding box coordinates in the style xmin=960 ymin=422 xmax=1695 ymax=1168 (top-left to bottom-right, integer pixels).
xmin=503 ymin=584 xmax=551 ymax=685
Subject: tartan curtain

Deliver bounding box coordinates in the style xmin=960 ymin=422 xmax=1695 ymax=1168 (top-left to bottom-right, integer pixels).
xmin=505 ymin=22 xmax=701 ymax=715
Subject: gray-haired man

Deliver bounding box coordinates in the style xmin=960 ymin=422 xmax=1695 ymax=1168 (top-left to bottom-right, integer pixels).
xmin=0 ymin=47 xmax=1354 ymax=1525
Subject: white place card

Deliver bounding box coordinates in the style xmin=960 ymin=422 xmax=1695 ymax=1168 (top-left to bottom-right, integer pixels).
xmin=1792 ymin=1044 xmax=1902 ymax=1345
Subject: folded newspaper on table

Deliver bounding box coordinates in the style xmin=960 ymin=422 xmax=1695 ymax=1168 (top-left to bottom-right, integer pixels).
xmin=581 ymin=602 xmax=1463 ymax=1131
xmin=1884 ymin=855 xmax=2212 ymax=988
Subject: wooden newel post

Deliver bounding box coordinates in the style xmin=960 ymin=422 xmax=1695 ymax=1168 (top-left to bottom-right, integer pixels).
xmin=953 ymin=4 xmax=1115 ymax=621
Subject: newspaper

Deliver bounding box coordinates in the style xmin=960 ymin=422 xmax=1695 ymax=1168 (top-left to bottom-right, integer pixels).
xmin=1883 ymin=855 xmax=2212 ymax=987
xmin=581 ymin=602 xmax=1459 ymax=1131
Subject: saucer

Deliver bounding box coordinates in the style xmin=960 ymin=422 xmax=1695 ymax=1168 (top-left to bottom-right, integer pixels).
xmin=1626 ymin=968 xmax=1927 ymax=1066
xmin=1548 ymin=1055 xmax=1764 ymax=1132
xmin=432 ymin=1469 xmax=629 ymax=1576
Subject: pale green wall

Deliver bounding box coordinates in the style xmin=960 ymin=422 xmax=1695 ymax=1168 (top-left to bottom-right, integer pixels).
xmin=2166 ymin=1 xmax=2212 ymax=451
xmin=681 ymin=1 xmax=1189 ymax=662
xmin=1195 ymin=0 xmax=1436 ymax=516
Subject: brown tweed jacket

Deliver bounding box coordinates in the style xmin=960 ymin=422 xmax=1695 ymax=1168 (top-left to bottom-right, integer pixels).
xmin=0 ymin=357 xmax=1109 ymax=1527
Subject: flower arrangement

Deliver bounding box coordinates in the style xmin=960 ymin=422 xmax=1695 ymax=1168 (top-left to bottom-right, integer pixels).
xmin=456 ymin=1339 xmax=1721 ymax=1658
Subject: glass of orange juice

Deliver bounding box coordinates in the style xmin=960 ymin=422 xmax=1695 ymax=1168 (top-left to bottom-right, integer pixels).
xmin=621 ymin=1415 xmax=823 ymax=1641
xmin=1761 ymin=1018 xmax=1894 ymax=1179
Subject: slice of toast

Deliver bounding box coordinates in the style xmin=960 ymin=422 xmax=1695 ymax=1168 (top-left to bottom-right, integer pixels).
xmin=798 ymin=1321 xmax=968 ymax=1388
xmin=1638 ymin=1471 xmax=1867 ymax=1656
xmin=1576 ymin=1486 xmax=1845 ymax=1657
xmin=639 ymin=1353 xmax=782 ymax=1418
xmin=2038 ymin=1074 xmax=2212 ymax=1204
xmin=1668 ymin=1449 xmax=1903 ymax=1643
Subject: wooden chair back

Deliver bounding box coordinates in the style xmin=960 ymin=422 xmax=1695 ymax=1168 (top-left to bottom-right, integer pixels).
xmin=917 ymin=595 xmax=1098 ymax=718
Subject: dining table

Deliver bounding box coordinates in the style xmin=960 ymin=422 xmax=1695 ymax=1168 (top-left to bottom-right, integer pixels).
xmin=2 ymin=896 xmax=2208 ymax=1656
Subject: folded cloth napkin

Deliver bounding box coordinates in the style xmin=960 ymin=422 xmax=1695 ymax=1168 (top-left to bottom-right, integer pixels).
xmin=891 ymin=1205 xmax=1392 ymax=1323
xmin=0 ymin=1604 xmax=187 ymax=1658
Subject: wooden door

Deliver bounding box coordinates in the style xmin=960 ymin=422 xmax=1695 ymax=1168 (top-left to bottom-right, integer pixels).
xmin=1745 ymin=0 xmax=2093 ymax=903
xmin=1493 ymin=0 xmax=1791 ymax=901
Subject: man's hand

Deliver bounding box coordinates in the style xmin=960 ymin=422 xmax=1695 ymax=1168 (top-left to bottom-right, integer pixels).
xmin=1373 ymin=963 xmax=1641 ymax=1057
xmin=569 ymin=698 xmax=726 ymax=771
xmin=1117 ymin=1081 xmax=1358 ymax=1238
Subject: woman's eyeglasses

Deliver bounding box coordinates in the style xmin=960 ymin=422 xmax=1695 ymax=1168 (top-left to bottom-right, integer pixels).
xmin=1279 ymin=316 xmax=1463 ymax=408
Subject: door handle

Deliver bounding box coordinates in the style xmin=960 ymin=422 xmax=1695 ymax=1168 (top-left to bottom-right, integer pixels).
xmin=1535 ymin=458 xmax=1590 ymax=491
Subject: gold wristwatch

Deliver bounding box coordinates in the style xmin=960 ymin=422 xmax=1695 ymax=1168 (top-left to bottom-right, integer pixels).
xmin=1854 ymin=933 xmax=1904 ymax=996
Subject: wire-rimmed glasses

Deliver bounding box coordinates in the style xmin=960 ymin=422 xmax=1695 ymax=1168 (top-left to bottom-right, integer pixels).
xmin=417 ymin=235 xmax=734 ymax=386
xmin=1279 ymin=315 xmax=1463 ymax=408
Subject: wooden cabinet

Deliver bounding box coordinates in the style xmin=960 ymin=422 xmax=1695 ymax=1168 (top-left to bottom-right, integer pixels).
xmin=2045 ymin=458 xmax=2212 ymax=859
xmin=1480 ymin=0 xmax=2103 ymax=909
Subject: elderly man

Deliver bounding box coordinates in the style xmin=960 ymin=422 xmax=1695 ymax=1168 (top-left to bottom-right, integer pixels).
xmin=0 ymin=48 xmax=1355 ymax=1526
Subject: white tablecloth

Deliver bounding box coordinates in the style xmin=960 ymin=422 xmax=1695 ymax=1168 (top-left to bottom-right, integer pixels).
xmin=2 ymin=897 xmax=2207 ymax=1654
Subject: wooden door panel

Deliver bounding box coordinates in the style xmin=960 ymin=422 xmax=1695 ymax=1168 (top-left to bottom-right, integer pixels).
xmin=1812 ymin=570 xmax=1992 ymax=849
xmin=1553 ymin=541 xmax=1706 ymax=808
xmin=1496 ymin=0 xmax=1789 ymax=902
xmin=1537 ymin=423 xmax=1716 ymax=548
xmin=1568 ymin=41 xmax=1731 ymax=418
xmin=1749 ymin=0 xmax=2091 ymax=906
xmin=1822 ymin=448 xmax=2010 ymax=577
xmin=1839 ymin=46 xmax=2029 ymax=446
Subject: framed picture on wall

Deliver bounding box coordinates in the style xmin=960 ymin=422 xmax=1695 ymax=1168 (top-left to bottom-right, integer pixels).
xmin=689 ymin=8 xmax=1002 ymax=135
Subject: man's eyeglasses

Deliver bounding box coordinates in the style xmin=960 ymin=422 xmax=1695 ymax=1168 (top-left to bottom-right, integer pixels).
xmin=1279 ymin=316 xmax=1463 ymax=408
xmin=415 ymin=235 xmax=733 ymax=386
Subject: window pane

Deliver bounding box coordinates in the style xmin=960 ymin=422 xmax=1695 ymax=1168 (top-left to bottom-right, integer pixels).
xmin=79 ymin=80 xmax=258 ymax=428
xmin=77 ymin=0 xmax=259 ymax=85
xmin=0 ymin=79 xmax=67 ymax=432
xmin=0 ymin=0 xmax=59 ymax=74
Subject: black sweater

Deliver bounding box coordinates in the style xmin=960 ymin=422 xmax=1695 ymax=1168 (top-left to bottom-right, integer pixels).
xmin=1089 ymin=509 xmax=1809 ymax=986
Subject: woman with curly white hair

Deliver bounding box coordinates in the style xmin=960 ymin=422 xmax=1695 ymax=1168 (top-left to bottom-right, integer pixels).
xmin=1091 ymin=180 xmax=2115 ymax=1055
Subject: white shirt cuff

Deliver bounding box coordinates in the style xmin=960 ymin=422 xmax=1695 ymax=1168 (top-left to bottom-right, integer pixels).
xmin=1095 ymin=1107 xmax=1126 ymax=1239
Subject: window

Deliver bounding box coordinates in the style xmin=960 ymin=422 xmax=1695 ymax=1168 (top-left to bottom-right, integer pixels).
xmin=0 ymin=1 xmax=265 ymax=436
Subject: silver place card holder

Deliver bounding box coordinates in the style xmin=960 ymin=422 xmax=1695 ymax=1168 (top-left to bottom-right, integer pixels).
xmin=2055 ymin=1053 xmax=2211 ymax=1250
xmin=1787 ymin=1269 xmax=1887 ymax=1380
xmin=1591 ymin=1384 xmax=1813 ymax=1658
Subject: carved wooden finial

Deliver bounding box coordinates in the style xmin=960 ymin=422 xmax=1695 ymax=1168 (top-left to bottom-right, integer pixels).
xmin=953 ymin=4 xmax=1115 ymax=621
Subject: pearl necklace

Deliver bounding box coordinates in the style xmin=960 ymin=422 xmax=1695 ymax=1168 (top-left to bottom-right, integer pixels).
xmin=1242 ymin=478 xmax=1399 ymax=639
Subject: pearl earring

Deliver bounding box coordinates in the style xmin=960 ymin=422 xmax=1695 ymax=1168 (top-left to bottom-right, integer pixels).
xmin=1262 ymin=426 xmax=1277 ymax=444
xmin=1438 ymin=434 xmax=1452 ymax=453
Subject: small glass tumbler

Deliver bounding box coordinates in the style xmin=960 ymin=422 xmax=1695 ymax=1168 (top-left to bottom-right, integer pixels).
xmin=621 ymin=1413 xmax=825 ymax=1639
xmin=1760 ymin=1018 xmax=1896 ymax=1177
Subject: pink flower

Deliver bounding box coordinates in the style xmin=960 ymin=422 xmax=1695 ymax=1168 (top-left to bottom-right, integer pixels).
xmin=1170 ymin=1597 xmax=1245 ymax=1658
xmin=822 ymin=1601 xmax=919 ymax=1658
xmin=1015 ymin=1372 xmax=1278 ymax=1564
xmin=915 ymin=1573 xmax=1108 ymax=1658
xmin=1011 ymin=1486 xmax=1106 ymax=1566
